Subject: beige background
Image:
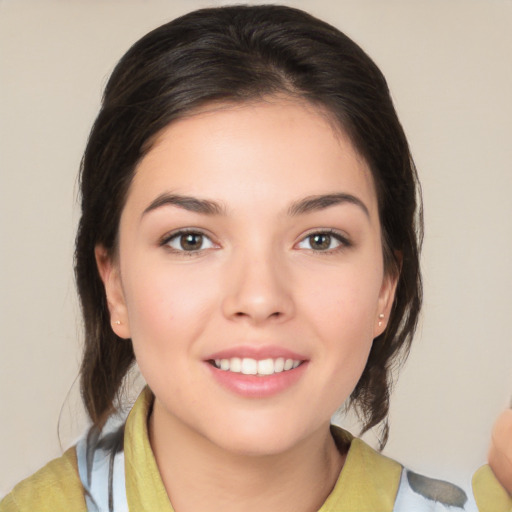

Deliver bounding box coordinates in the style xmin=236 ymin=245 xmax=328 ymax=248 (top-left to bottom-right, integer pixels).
xmin=1 ymin=0 xmax=511 ymax=496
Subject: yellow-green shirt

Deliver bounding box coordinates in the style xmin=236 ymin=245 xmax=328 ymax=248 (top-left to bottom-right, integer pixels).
xmin=1 ymin=388 xmax=510 ymax=512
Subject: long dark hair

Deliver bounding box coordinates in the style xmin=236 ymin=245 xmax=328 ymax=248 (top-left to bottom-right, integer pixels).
xmin=76 ymin=4 xmax=422 ymax=448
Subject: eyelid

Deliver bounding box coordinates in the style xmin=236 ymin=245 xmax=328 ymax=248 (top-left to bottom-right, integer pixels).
xmin=158 ymin=227 xmax=350 ymax=253
xmin=160 ymin=228 xmax=219 ymax=252
xmin=295 ymin=228 xmax=352 ymax=252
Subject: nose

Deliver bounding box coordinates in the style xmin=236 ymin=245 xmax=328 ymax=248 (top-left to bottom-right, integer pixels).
xmin=221 ymin=247 xmax=295 ymax=325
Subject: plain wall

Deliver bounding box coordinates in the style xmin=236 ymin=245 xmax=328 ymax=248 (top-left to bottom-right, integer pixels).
xmin=1 ymin=0 xmax=511 ymax=495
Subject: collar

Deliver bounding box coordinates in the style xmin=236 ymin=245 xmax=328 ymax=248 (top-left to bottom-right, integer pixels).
xmin=124 ymin=387 xmax=173 ymax=510
xmin=123 ymin=387 xmax=402 ymax=511
xmin=321 ymin=428 xmax=402 ymax=511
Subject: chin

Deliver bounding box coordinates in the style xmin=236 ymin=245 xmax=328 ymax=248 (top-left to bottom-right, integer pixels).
xmin=202 ymin=416 xmax=320 ymax=458
xmin=214 ymin=433 xmax=299 ymax=458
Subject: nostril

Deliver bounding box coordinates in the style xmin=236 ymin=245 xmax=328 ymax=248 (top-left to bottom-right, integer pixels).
xmin=233 ymin=310 xmax=283 ymax=320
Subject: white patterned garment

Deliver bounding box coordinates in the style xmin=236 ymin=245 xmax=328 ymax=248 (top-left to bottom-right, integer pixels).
xmin=75 ymin=420 xmax=487 ymax=512
xmin=76 ymin=420 xmax=128 ymax=512
xmin=393 ymin=468 xmax=479 ymax=511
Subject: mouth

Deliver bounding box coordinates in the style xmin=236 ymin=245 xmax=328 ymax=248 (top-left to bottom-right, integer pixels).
xmin=208 ymin=357 xmax=304 ymax=377
xmin=205 ymin=349 xmax=308 ymax=397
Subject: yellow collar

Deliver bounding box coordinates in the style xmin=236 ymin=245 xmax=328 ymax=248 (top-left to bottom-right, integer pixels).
xmin=124 ymin=387 xmax=402 ymax=511
xmin=124 ymin=387 xmax=173 ymax=510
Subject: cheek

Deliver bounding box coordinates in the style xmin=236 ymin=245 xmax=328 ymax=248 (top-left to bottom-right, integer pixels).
xmin=318 ymin=286 xmax=375 ymax=372
xmin=302 ymin=263 xmax=382 ymax=335
xmin=297 ymin=263 xmax=382 ymax=387
xmin=122 ymin=259 xmax=219 ymax=359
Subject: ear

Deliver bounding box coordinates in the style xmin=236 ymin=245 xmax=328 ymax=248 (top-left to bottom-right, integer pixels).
xmin=373 ymin=269 xmax=399 ymax=338
xmin=95 ymin=245 xmax=131 ymax=339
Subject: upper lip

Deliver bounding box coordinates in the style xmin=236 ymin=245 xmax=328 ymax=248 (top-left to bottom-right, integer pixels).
xmin=205 ymin=345 xmax=308 ymax=361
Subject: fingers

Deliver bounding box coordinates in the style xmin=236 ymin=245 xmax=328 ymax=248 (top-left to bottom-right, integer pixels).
xmin=488 ymin=409 xmax=512 ymax=494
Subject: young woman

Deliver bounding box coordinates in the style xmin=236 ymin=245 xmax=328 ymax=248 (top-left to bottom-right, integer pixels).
xmin=1 ymin=5 xmax=510 ymax=512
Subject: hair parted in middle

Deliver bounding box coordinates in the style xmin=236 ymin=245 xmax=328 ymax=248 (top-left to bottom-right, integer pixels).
xmin=76 ymin=4 xmax=422 ymax=448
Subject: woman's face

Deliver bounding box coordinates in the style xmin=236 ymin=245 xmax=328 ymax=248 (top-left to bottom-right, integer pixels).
xmin=98 ymin=98 xmax=396 ymax=456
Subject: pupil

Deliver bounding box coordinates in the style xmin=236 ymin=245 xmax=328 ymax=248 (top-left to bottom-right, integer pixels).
xmin=312 ymin=234 xmax=330 ymax=250
xmin=181 ymin=233 xmax=202 ymax=250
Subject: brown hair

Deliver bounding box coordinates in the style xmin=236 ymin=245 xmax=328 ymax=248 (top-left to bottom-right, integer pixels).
xmin=76 ymin=4 xmax=422 ymax=448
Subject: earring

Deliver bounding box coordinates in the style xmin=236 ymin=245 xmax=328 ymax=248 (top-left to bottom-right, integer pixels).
xmin=114 ymin=320 xmax=121 ymax=325
xmin=378 ymin=314 xmax=384 ymax=327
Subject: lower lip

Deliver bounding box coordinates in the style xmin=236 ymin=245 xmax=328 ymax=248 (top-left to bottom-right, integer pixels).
xmin=206 ymin=362 xmax=308 ymax=398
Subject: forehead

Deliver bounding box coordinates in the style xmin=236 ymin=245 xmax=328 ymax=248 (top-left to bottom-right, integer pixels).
xmin=126 ymin=98 xmax=378 ymax=218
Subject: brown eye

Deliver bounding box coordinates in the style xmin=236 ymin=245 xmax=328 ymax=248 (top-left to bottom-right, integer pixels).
xmin=297 ymin=231 xmax=348 ymax=252
xmin=164 ymin=231 xmax=215 ymax=252
xmin=309 ymin=234 xmax=332 ymax=250
xmin=180 ymin=233 xmax=203 ymax=250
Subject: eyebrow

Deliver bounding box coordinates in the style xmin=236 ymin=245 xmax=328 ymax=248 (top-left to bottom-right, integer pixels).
xmin=142 ymin=192 xmax=369 ymax=219
xmin=142 ymin=193 xmax=227 ymax=217
xmin=288 ymin=193 xmax=370 ymax=218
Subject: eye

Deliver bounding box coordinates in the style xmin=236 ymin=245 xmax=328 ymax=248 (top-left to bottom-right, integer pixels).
xmin=163 ymin=230 xmax=216 ymax=252
xmin=296 ymin=231 xmax=349 ymax=252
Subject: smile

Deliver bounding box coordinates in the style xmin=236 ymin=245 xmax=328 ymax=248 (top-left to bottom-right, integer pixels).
xmin=211 ymin=357 xmax=303 ymax=376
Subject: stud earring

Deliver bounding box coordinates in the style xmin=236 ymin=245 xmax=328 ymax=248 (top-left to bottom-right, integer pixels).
xmin=114 ymin=320 xmax=121 ymax=325
xmin=378 ymin=313 xmax=385 ymax=327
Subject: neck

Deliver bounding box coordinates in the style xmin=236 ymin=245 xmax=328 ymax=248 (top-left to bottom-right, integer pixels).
xmin=148 ymin=401 xmax=346 ymax=512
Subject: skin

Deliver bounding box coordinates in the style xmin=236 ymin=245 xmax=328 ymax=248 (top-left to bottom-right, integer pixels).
xmin=488 ymin=409 xmax=512 ymax=495
xmin=96 ymin=98 xmax=397 ymax=512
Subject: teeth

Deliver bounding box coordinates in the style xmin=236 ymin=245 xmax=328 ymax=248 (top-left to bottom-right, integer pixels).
xmin=230 ymin=357 xmax=242 ymax=373
xmin=213 ymin=357 xmax=302 ymax=376
xmin=241 ymin=358 xmax=257 ymax=375
xmin=274 ymin=358 xmax=285 ymax=372
xmin=284 ymin=359 xmax=294 ymax=371
xmin=257 ymin=358 xmax=274 ymax=375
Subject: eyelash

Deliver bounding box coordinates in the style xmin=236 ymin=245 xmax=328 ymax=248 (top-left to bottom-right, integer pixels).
xmin=160 ymin=228 xmax=351 ymax=255
xmin=160 ymin=229 xmax=217 ymax=255
xmin=296 ymin=229 xmax=351 ymax=254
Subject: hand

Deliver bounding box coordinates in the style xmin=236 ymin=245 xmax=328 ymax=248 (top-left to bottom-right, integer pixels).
xmin=488 ymin=409 xmax=512 ymax=494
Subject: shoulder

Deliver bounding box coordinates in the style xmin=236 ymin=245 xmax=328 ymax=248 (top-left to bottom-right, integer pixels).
xmin=472 ymin=464 xmax=512 ymax=512
xmin=0 ymin=447 xmax=86 ymax=512
xmin=326 ymin=427 xmax=403 ymax=510
xmin=330 ymin=427 xmax=511 ymax=511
